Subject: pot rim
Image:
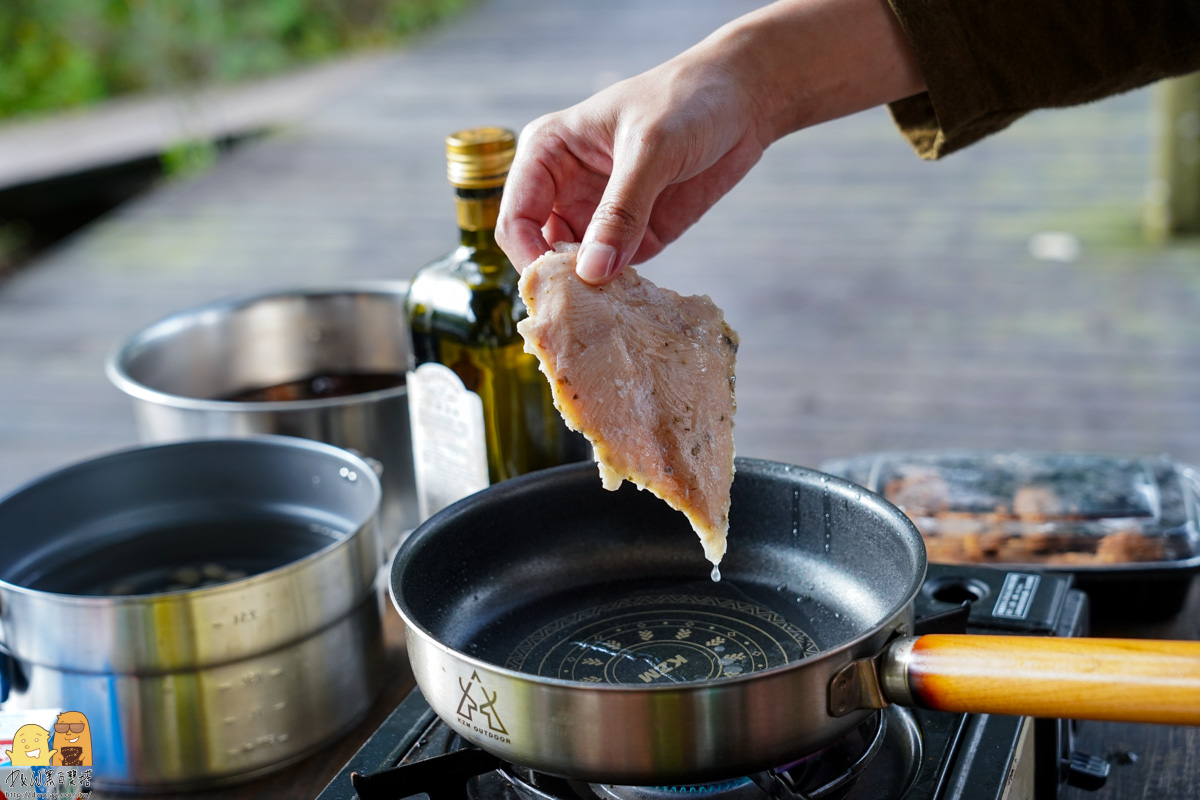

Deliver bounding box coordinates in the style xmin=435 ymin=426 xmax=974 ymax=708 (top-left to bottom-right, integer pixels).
xmin=0 ymin=434 xmax=382 ymax=606
xmin=104 ymin=280 xmax=411 ymax=413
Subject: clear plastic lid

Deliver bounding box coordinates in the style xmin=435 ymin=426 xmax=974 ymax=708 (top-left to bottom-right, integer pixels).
xmin=819 ymin=451 xmax=1200 ymax=567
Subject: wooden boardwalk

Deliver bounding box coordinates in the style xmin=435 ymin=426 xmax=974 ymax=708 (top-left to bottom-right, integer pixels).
xmin=0 ymin=54 xmax=393 ymax=192
xmin=2 ymin=0 xmax=1197 ymax=498
xmin=1 ymin=0 xmax=1199 ymax=797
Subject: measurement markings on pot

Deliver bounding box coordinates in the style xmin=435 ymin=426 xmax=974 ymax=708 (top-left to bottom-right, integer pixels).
xmin=504 ymin=593 xmax=820 ymax=684
xmin=211 ymin=609 xmax=259 ymax=630
xmin=224 ymin=731 xmax=292 ymax=758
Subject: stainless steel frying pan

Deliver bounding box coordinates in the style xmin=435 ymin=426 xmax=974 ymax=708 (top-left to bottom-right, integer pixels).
xmin=390 ymin=459 xmax=1200 ymax=785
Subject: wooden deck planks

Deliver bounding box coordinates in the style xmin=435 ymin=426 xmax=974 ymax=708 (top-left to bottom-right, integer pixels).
xmin=1 ymin=0 xmax=1198 ymax=499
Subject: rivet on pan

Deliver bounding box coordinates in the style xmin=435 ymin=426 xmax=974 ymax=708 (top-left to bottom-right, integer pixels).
xmin=339 ymin=467 xmax=358 ymax=483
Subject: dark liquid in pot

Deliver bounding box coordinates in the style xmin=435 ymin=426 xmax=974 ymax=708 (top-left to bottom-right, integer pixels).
xmin=24 ymin=517 xmax=344 ymax=596
xmin=219 ymin=371 xmax=405 ymax=402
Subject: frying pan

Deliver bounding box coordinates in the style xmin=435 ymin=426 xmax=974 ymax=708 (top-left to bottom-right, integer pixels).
xmin=390 ymin=458 xmax=1200 ymax=785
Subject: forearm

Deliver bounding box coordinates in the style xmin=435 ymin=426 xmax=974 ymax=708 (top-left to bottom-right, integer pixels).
xmin=888 ymin=0 xmax=1200 ymax=158
xmin=681 ymin=0 xmax=926 ymax=146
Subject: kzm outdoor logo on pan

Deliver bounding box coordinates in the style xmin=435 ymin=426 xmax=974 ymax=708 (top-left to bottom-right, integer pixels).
xmin=456 ymin=671 xmax=510 ymax=743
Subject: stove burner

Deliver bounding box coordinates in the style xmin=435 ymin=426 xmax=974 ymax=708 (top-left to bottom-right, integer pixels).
xmin=504 ymin=592 xmax=821 ymax=683
xmin=347 ymin=706 xmax=922 ymax=800
xmin=489 ymin=711 xmax=908 ymax=800
xmin=766 ymin=710 xmax=887 ymax=799
xmin=592 ymin=777 xmax=761 ymax=800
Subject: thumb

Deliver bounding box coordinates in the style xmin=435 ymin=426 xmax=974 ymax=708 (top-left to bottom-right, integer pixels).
xmin=576 ymin=144 xmax=669 ymax=285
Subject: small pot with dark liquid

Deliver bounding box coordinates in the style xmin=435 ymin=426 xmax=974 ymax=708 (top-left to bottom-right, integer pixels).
xmin=106 ymin=284 xmax=418 ymax=548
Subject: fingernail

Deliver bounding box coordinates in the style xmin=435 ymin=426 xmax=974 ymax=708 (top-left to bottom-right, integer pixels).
xmin=576 ymin=243 xmax=617 ymax=283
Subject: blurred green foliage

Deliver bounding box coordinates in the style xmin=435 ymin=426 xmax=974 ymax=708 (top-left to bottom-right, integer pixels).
xmin=0 ymin=0 xmax=472 ymax=119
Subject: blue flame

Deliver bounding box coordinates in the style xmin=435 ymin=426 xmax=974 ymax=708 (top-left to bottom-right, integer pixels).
xmin=651 ymin=778 xmax=753 ymax=794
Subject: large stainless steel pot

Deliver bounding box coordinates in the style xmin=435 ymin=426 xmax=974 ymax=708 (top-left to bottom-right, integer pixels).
xmin=0 ymin=437 xmax=384 ymax=791
xmin=388 ymin=459 xmax=1200 ymax=786
xmin=105 ymin=284 xmax=417 ymax=551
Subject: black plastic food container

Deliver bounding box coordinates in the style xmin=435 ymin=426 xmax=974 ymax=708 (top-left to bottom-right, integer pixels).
xmin=821 ymin=451 xmax=1200 ymax=621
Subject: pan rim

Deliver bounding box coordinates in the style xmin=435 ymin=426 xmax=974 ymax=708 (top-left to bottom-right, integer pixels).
xmin=392 ymin=585 xmax=918 ymax=693
xmin=390 ymin=457 xmax=927 ymax=692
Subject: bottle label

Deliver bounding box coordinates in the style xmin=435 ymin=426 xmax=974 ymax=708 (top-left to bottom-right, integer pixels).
xmin=407 ymin=362 xmax=490 ymax=520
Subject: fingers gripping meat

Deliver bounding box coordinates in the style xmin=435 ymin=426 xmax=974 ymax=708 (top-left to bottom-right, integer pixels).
xmin=517 ymin=244 xmax=738 ymax=565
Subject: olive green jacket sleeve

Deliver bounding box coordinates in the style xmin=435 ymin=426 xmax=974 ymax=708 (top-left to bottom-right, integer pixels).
xmin=885 ymin=0 xmax=1200 ymax=159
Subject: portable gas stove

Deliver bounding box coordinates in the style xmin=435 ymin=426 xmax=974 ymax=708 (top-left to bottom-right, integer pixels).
xmin=317 ymin=565 xmax=1110 ymax=800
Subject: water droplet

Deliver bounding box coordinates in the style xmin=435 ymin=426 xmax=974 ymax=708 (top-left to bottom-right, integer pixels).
xmin=710 ymin=565 xmax=722 ymax=582
xmin=821 ymin=482 xmax=833 ymax=553
xmin=775 ymin=583 xmax=787 ymax=592
xmin=339 ymin=467 xmax=358 ymax=482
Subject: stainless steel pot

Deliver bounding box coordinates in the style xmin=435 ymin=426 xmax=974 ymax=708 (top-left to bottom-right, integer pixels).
xmin=0 ymin=437 xmax=384 ymax=791
xmin=105 ymin=283 xmax=417 ymax=551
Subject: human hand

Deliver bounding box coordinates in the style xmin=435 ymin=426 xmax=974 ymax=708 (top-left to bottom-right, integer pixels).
xmin=497 ymin=56 xmax=767 ymax=285
xmin=496 ymin=0 xmax=925 ymax=285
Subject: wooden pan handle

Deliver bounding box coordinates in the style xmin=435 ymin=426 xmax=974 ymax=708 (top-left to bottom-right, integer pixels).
xmin=886 ymin=634 xmax=1200 ymax=725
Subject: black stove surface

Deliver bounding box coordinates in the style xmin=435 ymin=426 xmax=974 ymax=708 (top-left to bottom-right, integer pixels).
xmin=318 ymin=565 xmax=1103 ymax=800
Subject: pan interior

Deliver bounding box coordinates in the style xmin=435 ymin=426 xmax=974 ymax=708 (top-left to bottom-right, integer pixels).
xmin=467 ymin=574 xmax=831 ymax=684
xmin=394 ymin=460 xmax=925 ymax=686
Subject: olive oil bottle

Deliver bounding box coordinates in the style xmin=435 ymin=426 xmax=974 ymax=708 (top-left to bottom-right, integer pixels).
xmin=405 ymin=127 xmax=586 ymax=519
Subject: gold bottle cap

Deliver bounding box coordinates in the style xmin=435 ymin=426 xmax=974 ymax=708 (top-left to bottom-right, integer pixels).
xmin=446 ymin=127 xmax=516 ymax=189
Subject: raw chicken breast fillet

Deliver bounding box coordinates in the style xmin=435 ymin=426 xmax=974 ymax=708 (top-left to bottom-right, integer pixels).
xmin=516 ymin=244 xmax=738 ymax=565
